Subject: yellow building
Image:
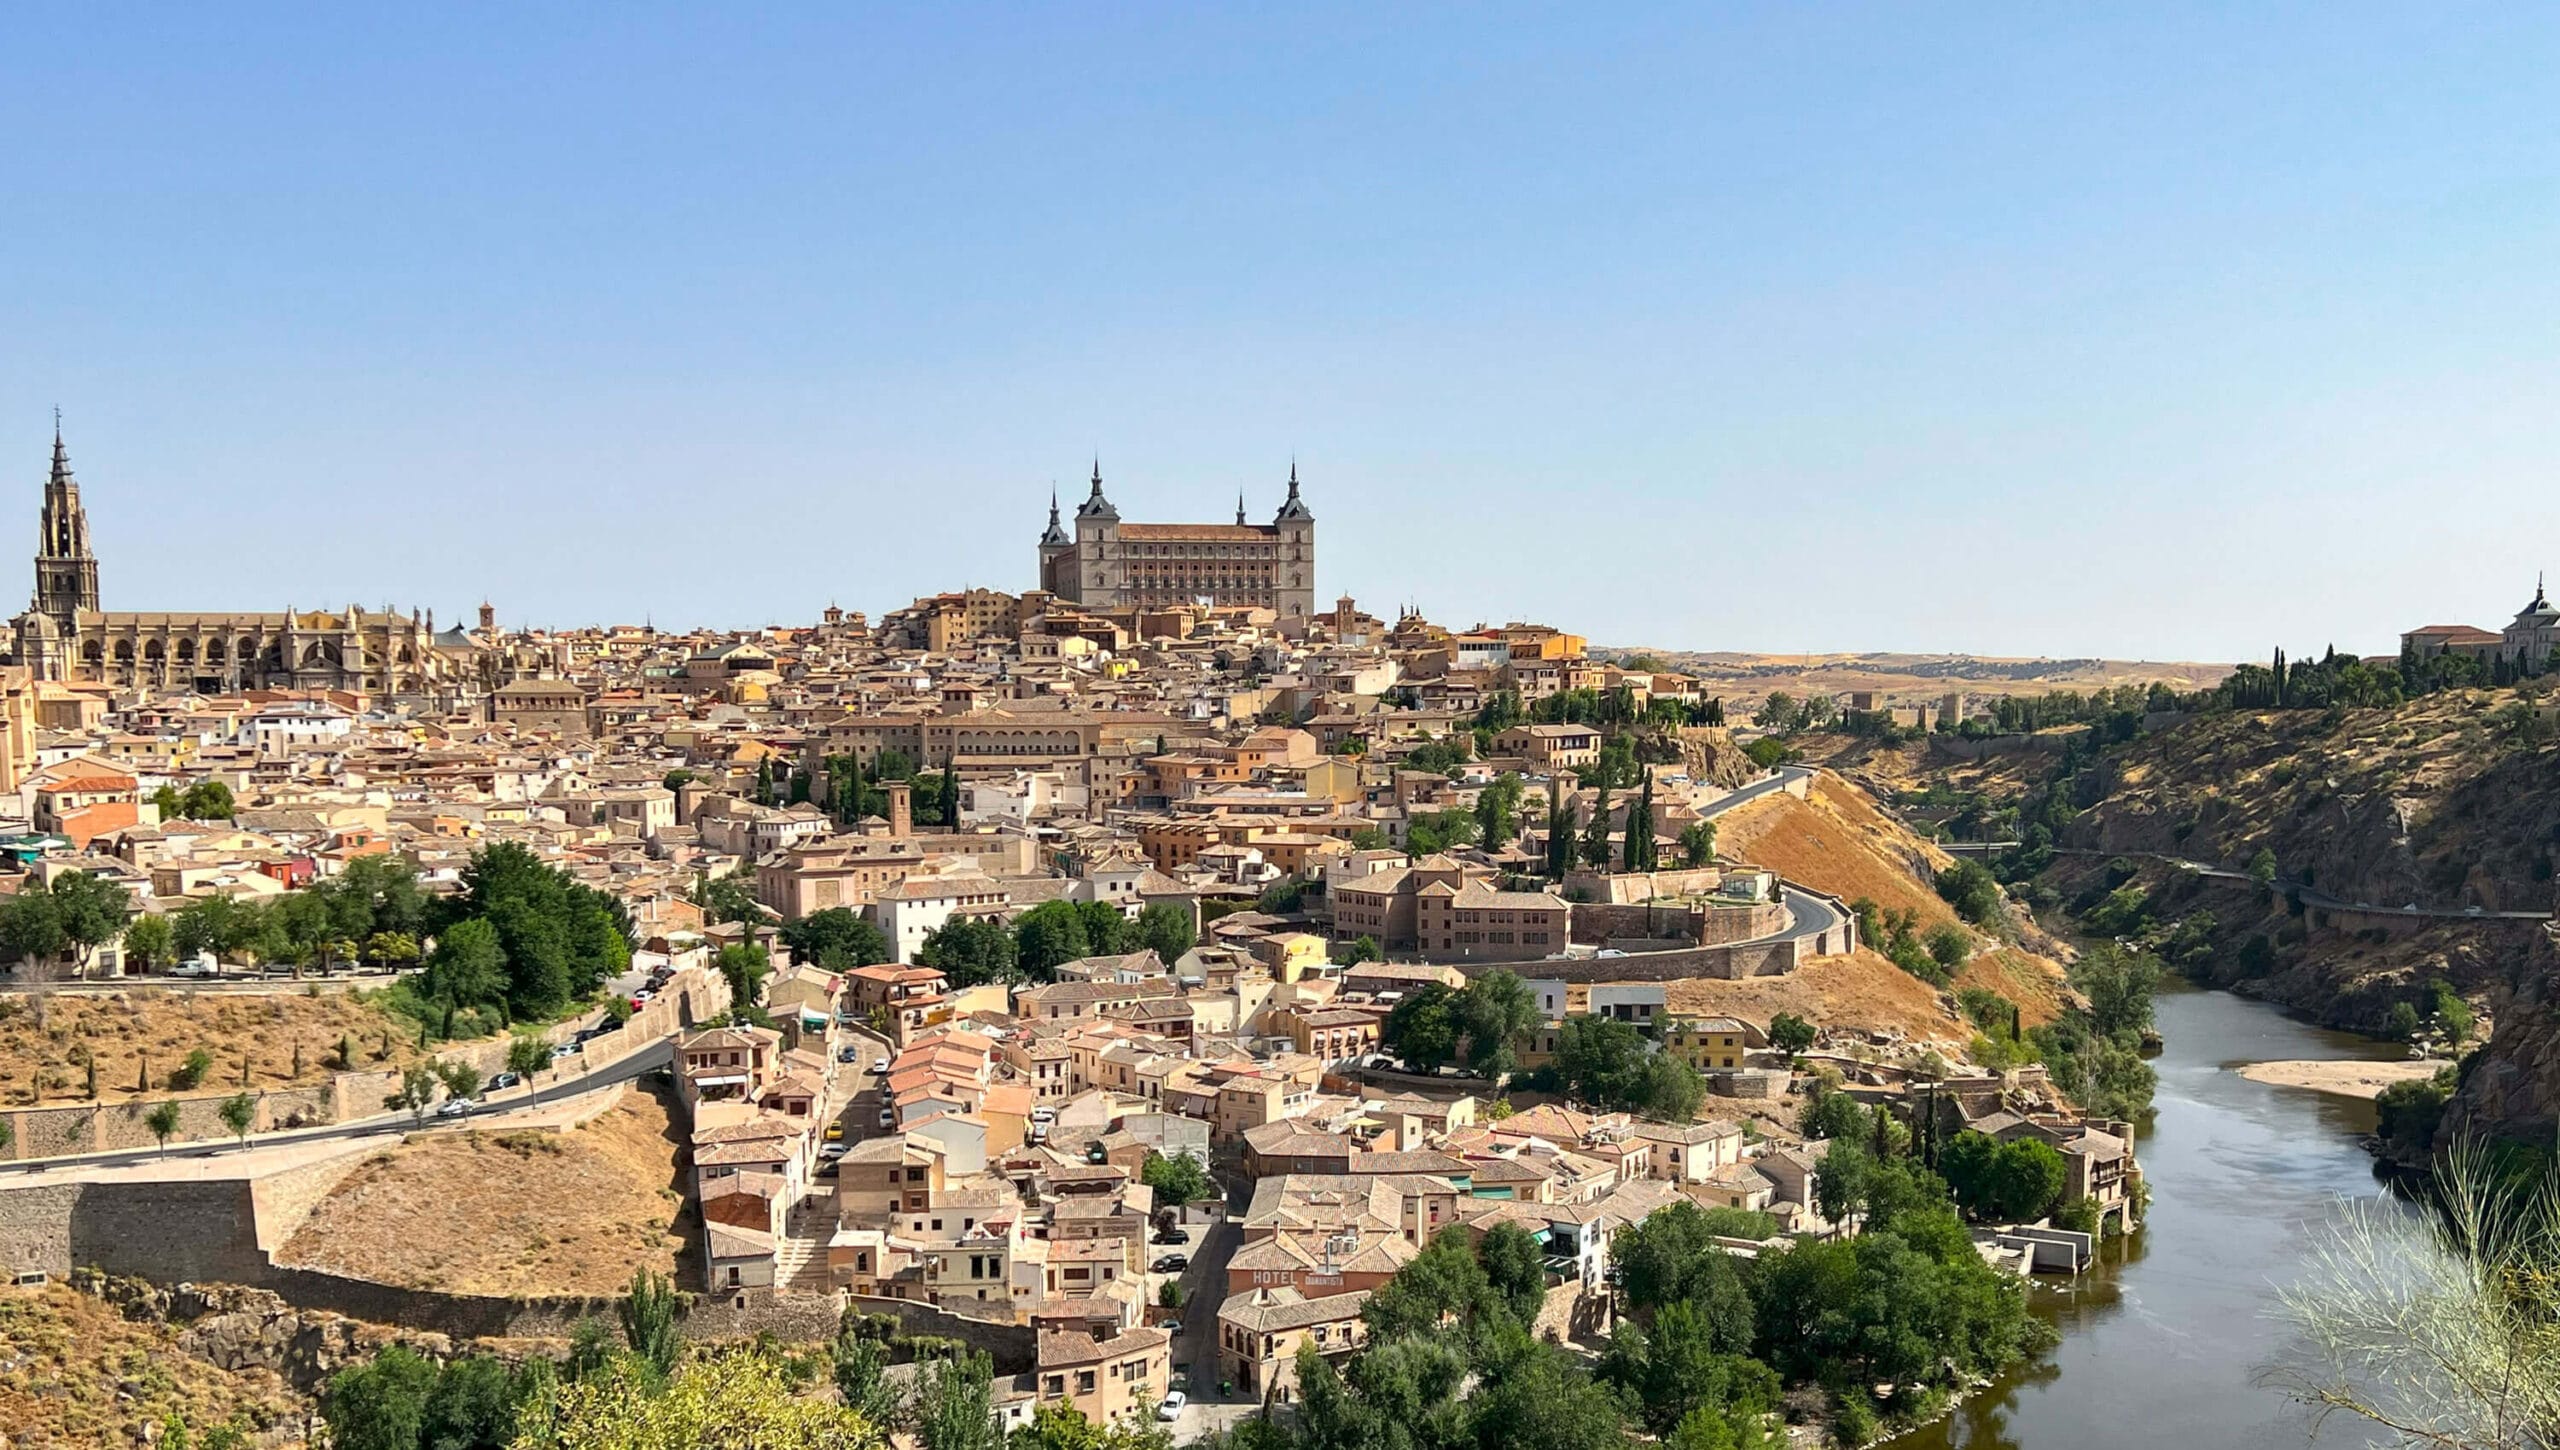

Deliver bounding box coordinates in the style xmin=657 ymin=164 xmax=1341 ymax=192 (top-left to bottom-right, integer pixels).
xmin=1258 ymin=932 xmax=1329 ymax=983
xmin=1664 ymin=1016 xmax=1758 ymax=1072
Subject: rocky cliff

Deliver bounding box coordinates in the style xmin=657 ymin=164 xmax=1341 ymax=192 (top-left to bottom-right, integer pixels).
xmin=2038 ymin=693 xmax=2560 ymax=1146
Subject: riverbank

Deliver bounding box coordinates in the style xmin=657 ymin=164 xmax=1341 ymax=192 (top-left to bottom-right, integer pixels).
xmin=1885 ymin=979 xmax=2407 ymax=1450
xmin=2235 ymin=1057 xmax=2441 ymax=1100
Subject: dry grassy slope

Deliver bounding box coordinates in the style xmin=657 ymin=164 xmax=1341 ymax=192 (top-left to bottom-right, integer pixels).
xmin=0 ymin=988 xmax=442 ymax=1105
xmin=279 ymin=1084 xmax=689 ymax=1297
xmin=1680 ymin=774 xmax=2071 ymax=1034
xmin=0 ymin=1284 xmax=306 ymax=1446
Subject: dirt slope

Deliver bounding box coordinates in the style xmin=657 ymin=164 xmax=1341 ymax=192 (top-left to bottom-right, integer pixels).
xmin=1724 ymin=775 xmax=2071 ymax=1021
xmin=1685 ymin=773 xmax=2072 ymax=1036
xmin=0 ymin=1284 xmax=306 ymax=1446
xmin=0 ymin=988 xmax=442 ymax=1106
xmin=279 ymin=1084 xmax=689 ymax=1296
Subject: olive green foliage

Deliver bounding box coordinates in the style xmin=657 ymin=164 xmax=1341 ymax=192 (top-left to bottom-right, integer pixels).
xmin=1547 ymin=1013 xmax=1704 ymax=1120
xmin=1139 ymin=1149 xmax=1211 ymax=1207
xmin=780 ymin=907 xmax=891 ymax=970
xmin=1378 ymin=969 xmax=1541 ymax=1078
xmin=1938 ymin=1130 xmax=2069 ymax=1223
xmin=432 ymin=845 xmax=632 ymax=1020
xmin=916 ymin=916 xmax=1019 ymax=987
xmin=2026 ymin=943 xmax=2160 ymax=1120
xmin=1766 ymin=1011 xmax=1816 ymax=1056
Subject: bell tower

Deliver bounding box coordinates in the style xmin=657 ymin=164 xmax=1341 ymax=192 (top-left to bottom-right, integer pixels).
xmin=33 ymin=416 xmax=101 ymax=632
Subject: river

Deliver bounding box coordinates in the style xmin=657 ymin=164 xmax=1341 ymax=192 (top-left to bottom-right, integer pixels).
xmin=1887 ymin=977 xmax=2406 ymax=1450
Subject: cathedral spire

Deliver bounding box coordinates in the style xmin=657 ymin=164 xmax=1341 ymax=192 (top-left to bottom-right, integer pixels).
xmin=1236 ymin=491 xmax=1247 ymax=526
xmin=34 ymin=416 xmax=100 ymax=628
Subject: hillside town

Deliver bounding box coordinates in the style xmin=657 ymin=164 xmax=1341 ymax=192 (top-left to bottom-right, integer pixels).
xmin=0 ymin=436 xmax=2150 ymax=1446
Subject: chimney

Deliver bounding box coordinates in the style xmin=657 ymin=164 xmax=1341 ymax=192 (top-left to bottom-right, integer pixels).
xmin=885 ymin=781 xmax=913 ymax=838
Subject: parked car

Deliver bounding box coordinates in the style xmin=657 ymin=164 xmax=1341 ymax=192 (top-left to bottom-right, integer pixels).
xmin=170 ymin=954 xmax=220 ymax=979
xmin=551 ymin=1043 xmax=579 ymax=1060
xmin=1029 ymin=1106 xmax=1056 ymax=1123
xmin=816 ymin=1159 xmax=841 ymax=1179
xmin=631 ymin=990 xmax=654 ymax=1006
xmin=868 ymin=1059 xmax=891 ymax=1076
xmin=836 ymin=1046 xmax=861 ymax=1063
xmin=825 ymin=1122 xmax=844 ymax=1143
xmin=1157 ymin=1392 xmax=1186 ymax=1422
xmin=1151 ymin=1254 xmax=1189 ymax=1274
xmin=487 ymin=1072 xmax=521 ymax=1092
xmin=1152 ymin=1228 xmax=1186 ymax=1245
xmin=435 ymin=1098 xmax=478 ymax=1119
xmin=820 ymin=1141 xmax=850 ymax=1161
xmin=878 ymin=1106 xmax=896 ymax=1128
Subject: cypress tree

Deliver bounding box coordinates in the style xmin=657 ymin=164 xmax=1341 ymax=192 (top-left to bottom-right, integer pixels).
xmin=1545 ymin=777 xmax=1566 ymax=877
xmin=1622 ymin=775 xmax=1655 ymax=872
xmin=1582 ymin=786 xmax=1614 ymax=870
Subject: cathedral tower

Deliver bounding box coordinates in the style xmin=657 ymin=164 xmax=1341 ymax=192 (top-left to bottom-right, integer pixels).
xmin=34 ymin=418 xmax=100 ymax=631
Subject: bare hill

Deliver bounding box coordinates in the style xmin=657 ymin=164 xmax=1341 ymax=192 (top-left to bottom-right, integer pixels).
xmin=279 ymin=1084 xmax=690 ymax=1296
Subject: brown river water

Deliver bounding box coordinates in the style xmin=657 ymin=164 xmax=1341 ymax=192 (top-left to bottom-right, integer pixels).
xmin=1885 ymin=977 xmax=2405 ymax=1450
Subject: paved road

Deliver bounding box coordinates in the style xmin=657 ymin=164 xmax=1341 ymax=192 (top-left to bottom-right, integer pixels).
xmin=1691 ymin=765 xmax=1812 ymax=823
xmin=13 ymin=1036 xmax=674 ymax=1175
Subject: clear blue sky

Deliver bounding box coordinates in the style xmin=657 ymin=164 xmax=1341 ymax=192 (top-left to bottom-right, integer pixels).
xmin=5 ymin=6 xmax=2556 ymax=661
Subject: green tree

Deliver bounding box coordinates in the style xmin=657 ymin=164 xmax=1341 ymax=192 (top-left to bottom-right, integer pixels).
xmin=916 ymin=916 xmax=1020 ymax=987
xmin=170 ymin=1047 xmax=214 ymax=1090
xmin=1010 ymin=1404 xmax=1174 ymax=1450
xmin=831 ymin=1325 xmax=903 ymax=1429
xmin=1140 ymin=1149 xmax=1212 ymax=1208
xmin=1475 ymin=1220 xmax=1549 ymax=1326
xmin=1474 ymin=772 xmax=1525 ymax=848
xmin=507 ymin=1032 xmax=554 ymax=1081
xmin=2385 ymin=1000 xmax=2422 ymax=1042
xmin=1134 ymin=902 xmax=1196 ymax=963
xmin=716 ymin=942 xmax=772 ymax=1009
xmin=434 ymin=1057 xmax=483 ymax=1103
xmin=1381 ymin=983 xmax=1462 ymax=1074
xmin=780 ymin=907 xmax=891 ymax=971
xmin=1621 ymin=775 xmax=1655 ymax=872
xmin=1076 ymin=899 xmax=1139 ymax=956
xmin=1454 ymin=969 xmax=1539 ymax=1078
xmin=1331 ymin=934 xmax=1383 ymax=966
xmin=123 ymin=912 xmax=175 ymax=971
xmin=180 ymin=780 xmax=237 ymax=820
xmin=2248 ymin=847 xmax=2279 ymax=886
xmin=911 ymin=1348 xmax=1000 ymax=1450
xmin=618 ymin=1268 xmax=683 ymax=1378
xmin=425 ymin=916 xmax=507 ymax=1007
xmin=324 ymin=1344 xmax=440 ymax=1450
xmin=1766 ymin=1011 xmax=1816 ymax=1056
xmin=386 ymin=1063 xmax=439 ymax=1123
xmin=1580 ymin=786 xmax=1614 ymax=869
xmin=419 ymin=1354 xmax=531 ymax=1450
xmin=1925 ymin=922 xmax=1971 ymax=973
xmin=144 ymin=1100 xmax=182 ymax=1155
xmin=1678 ymin=821 xmax=1717 ymax=868
xmin=1014 ymin=901 xmax=1093 ymax=977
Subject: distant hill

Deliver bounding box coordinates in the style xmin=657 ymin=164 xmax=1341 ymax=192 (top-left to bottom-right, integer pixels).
xmin=1599 ymin=649 xmax=2235 ymax=702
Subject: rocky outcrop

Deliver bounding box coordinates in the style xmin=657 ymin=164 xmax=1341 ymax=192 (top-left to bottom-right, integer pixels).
xmin=2448 ymin=922 xmax=2560 ymax=1149
xmin=71 ymin=1270 xmax=469 ymax=1393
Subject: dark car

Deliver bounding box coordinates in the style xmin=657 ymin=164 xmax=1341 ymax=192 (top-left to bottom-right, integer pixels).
xmin=836 ymin=1046 xmax=861 ymax=1063
xmin=1151 ymin=1254 xmax=1189 ymax=1274
xmin=1152 ymin=1228 xmax=1186 ymax=1245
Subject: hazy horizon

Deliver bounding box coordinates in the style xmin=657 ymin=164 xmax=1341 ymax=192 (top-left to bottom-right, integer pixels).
xmin=6 ymin=7 xmax=2554 ymax=661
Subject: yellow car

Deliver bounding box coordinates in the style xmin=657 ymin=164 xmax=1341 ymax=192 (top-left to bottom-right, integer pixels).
xmin=825 ymin=1122 xmax=844 ymax=1143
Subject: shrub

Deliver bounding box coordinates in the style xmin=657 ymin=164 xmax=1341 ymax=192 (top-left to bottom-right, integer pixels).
xmin=169 ymin=1048 xmax=214 ymax=1091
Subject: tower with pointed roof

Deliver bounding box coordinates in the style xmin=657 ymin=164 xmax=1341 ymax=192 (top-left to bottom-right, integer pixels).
xmin=33 ymin=418 xmax=100 ymax=633
xmin=1034 ymin=457 xmax=1315 ymax=625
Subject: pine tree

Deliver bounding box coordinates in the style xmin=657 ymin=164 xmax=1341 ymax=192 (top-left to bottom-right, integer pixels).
xmin=940 ymin=758 xmax=961 ymax=826
xmin=2273 ymin=647 xmax=2287 ymax=708
xmin=754 ymin=757 xmax=775 ymax=806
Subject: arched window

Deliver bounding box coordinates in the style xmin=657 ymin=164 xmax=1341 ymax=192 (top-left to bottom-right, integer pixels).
xmin=174 ymin=638 xmax=195 ymax=664
xmin=114 ymin=639 xmax=134 ymax=662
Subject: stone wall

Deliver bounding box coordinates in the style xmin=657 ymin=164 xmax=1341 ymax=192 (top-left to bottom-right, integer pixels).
xmin=0 ymin=1083 xmax=335 ymax=1162
xmin=1569 ymin=899 xmax=1784 ymax=948
xmin=1464 ymin=937 xmax=1801 ymax=986
xmin=833 ymin=1294 xmax=1039 ymax=1371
